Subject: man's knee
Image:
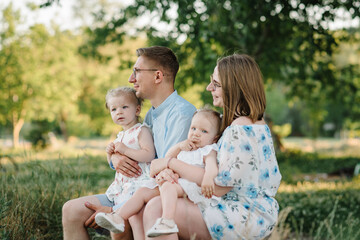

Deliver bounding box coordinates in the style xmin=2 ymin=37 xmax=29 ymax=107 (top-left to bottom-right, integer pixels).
xmin=62 ymin=199 xmax=80 ymax=223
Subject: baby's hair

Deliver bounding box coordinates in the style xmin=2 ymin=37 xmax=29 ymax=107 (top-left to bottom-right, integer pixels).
xmin=194 ymin=106 xmax=222 ymax=141
xmin=105 ymin=86 xmax=143 ymax=109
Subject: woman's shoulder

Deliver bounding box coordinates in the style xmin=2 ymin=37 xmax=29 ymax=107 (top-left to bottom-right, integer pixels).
xmin=231 ymin=116 xmax=266 ymax=126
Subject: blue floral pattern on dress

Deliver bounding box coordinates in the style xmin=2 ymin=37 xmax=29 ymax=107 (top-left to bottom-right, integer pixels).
xmin=211 ymin=224 xmax=224 ymax=240
xmin=218 ymin=170 xmax=232 ymax=185
xmin=197 ymin=124 xmax=282 ymax=239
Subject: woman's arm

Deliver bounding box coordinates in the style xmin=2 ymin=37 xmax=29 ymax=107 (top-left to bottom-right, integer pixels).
xmin=151 ymin=157 xmax=205 ymax=185
xmin=151 ymin=153 xmax=233 ymax=197
xmin=114 ymin=127 xmax=155 ymax=163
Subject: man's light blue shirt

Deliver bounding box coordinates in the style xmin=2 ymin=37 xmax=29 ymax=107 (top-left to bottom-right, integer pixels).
xmin=144 ymin=90 xmax=196 ymax=158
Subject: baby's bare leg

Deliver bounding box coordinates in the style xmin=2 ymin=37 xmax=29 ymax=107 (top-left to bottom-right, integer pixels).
xmin=159 ymin=182 xmax=185 ymax=220
xmin=117 ymin=187 xmax=160 ymax=220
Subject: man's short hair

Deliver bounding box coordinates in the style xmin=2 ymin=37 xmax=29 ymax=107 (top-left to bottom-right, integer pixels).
xmin=136 ymin=46 xmax=179 ymax=83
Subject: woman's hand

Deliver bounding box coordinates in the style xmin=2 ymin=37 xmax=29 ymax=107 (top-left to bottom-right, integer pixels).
xmin=201 ymin=176 xmax=215 ymax=198
xmin=106 ymin=142 xmax=115 ymax=155
xmin=155 ymin=168 xmax=179 ymax=185
xmin=150 ymin=158 xmax=168 ymax=177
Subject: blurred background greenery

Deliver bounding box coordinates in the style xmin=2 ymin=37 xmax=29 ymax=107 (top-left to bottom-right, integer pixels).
xmin=1 ymin=0 xmax=360 ymax=239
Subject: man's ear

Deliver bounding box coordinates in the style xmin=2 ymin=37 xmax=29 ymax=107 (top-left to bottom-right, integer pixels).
xmin=154 ymin=70 xmax=163 ymax=84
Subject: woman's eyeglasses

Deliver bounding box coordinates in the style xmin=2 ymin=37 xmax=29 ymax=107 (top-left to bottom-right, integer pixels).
xmin=210 ymin=74 xmax=222 ymax=90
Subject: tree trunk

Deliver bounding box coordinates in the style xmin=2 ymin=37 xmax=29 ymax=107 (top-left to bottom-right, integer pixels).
xmin=59 ymin=110 xmax=69 ymax=142
xmin=12 ymin=111 xmax=25 ymax=148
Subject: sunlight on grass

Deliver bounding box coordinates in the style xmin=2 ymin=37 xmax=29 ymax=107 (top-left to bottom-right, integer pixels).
xmin=283 ymin=137 xmax=360 ymax=157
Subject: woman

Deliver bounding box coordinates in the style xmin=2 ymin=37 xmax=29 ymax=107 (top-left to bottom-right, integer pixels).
xmin=135 ymin=53 xmax=282 ymax=240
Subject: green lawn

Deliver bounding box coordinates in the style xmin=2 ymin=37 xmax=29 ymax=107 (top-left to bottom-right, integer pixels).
xmin=1 ymin=137 xmax=359 ymax=239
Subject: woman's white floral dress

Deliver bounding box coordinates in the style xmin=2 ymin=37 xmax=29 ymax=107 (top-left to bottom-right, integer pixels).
xmin=197 ymin=124 xmax=281 ymax=240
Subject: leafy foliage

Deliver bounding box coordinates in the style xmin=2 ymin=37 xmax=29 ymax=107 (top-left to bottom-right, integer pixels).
xmin=278 ymin=150 xmax=360 ymax=183
xmin=81 ymin=0 xmax=360 ymax=101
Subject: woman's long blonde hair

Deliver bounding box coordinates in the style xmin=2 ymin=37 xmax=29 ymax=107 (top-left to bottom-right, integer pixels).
xmin=217 ymin=54 xmax=266 ymax=132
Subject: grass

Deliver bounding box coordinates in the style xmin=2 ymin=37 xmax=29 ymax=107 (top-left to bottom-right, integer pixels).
xmin=1 ymin=137 xmax=360 ymax=239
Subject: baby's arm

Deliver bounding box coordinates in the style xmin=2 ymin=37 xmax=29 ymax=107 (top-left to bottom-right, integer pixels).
xmin=201 ymin=150 xmax=218 ymax=198
xmin=165 ymin=139 xmax=198 ymax=158
xmin=106 ymin=142 xmax=115 ymax=165
xmin=114 ymin=127 xmax=155 ymax=163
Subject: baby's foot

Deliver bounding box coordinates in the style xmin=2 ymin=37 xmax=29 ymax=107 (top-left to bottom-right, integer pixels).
xmin=95 ymin=212 xmax=125 ymax=233
xmin=146 ymin=217 xmax=179 ymax=237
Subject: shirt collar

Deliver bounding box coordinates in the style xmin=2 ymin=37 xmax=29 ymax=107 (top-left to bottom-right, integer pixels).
xmin=152 ymin=90 xmax=177 ymax=119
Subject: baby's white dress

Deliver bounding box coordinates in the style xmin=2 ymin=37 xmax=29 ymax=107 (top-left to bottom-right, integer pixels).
xmin=177 ymin=143 xmax=220 ymax=206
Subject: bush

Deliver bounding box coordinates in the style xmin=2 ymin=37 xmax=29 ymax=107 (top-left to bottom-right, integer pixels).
xmin=277 ymin=182 xmax=360 ymax=234
xmin=277 ymin=150 xmax=360 ymax=183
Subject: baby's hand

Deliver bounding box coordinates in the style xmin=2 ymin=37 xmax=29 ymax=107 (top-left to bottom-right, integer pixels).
xmin=179 ymin=139 xmax=198 ymax=151
xmin=114 ymin=142 xmax=127 ymax=154
xmin=106 ymin=142 xmax=115 ymax=155
xmin=201 ymin=177 xmax=215 ymax=198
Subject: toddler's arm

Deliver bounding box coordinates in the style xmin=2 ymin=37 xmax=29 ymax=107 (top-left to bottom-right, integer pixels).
xmin=106 ymin=142 xmax=115 ymax=166
xmin=114 ymin=127 xmax=155 ymax=163
xmin=165 ymin=139 xmax=198 ymax=158
xmin=201 ymin=150 xmax=218 ymax=198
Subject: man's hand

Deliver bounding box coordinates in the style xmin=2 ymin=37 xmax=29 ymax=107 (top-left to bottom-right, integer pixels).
xmin=179 ymin=139 xmax=198 ymax=151
xmin=201 ymin=176 xmax=215 ymax=198
xmin=111 ymin=153 xmax=141 ymax=177
xmin=84 ymin=202 xmax=112 ymax=229
xmin=106 ymin=142 xmax=115 ymax=155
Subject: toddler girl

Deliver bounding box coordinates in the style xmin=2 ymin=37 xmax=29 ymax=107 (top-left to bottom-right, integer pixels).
xmin=104 ymin=86 xmax=156 ymax=208
xmin=95 ymin=108 xmax=222 ymax=237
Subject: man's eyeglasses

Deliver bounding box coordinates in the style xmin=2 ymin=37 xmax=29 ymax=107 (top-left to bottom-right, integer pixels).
xmin=133 ymin=68 xmax=161 ymax=78
xmin=210 ymin=74 xmax=222 ymax=90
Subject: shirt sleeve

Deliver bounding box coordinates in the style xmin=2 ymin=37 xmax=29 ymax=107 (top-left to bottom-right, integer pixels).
xmin=214 ymin=127 xmax=259 ymax=187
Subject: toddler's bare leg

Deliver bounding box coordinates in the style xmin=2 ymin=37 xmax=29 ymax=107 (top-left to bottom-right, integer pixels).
xmin=118 ymin=187 xmax=160 ymax=220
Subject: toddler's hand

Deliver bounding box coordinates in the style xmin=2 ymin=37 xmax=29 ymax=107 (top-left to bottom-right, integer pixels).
xmin=179 ymin=139 xmax=198 ymax=151
xmin=106 ymin=142 xmax=115 ymax=155
xmin=201 ymin=177 xmax=215 ymax=198
xmin=114 ymin=142 xmax=127 ymax=154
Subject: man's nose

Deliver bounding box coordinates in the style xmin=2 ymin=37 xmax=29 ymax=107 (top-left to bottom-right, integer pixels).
xmin=129 ymin=72 xmax=135 ymax=83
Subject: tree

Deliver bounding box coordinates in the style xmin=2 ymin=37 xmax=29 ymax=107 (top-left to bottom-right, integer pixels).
xmin=0 ymin=4 xmax=31 ymax=148
xmin=78 ymin=0 xmax=360 ymax=135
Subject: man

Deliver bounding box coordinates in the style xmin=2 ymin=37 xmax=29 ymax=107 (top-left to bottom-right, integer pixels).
xmin=62 ymin=46 xmax=196 ymax=240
